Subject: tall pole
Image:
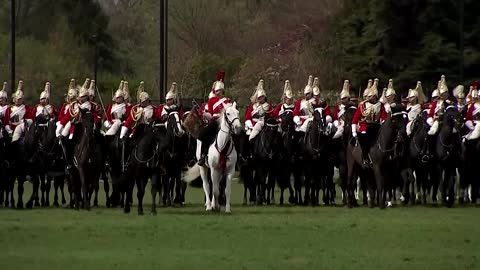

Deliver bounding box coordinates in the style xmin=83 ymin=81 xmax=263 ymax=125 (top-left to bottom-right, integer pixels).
xmin=92 ymin=35 xmax=98 ymax=84
xmin=164 ymin=0 xmax=168 ymax=98
xmin=459 ymin=0 xmax=464 ymax=83
xmin=159 ymin=0 xmax=165 ymax=102
xmin=10 ymin=0 xmax=15 ymax=93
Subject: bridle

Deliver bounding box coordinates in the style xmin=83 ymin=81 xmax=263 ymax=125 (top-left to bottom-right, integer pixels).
xmin=214 ymin=110 xmax=239 ymax=154
xmin=376 ymin=111 xmax=407 ymax=154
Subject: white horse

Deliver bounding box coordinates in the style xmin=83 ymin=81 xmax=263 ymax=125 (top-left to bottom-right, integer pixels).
xmin=183 ymin=102 xmax=242 ymax=213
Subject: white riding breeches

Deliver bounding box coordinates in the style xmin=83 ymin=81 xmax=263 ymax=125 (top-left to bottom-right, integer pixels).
xmin=296 ymin=117 xmax=312 ymax=133
xmin=406 ymin=121 xmax=413 ymax=136
xmin=427 ymin=120 xmax=439 ymax=135
xmin=61 ymin=121 xmax=73 ymax=138
xmin=248 ymin=121 xmax=264 ymax=141
xmin=106 ymin=119 xmax=122 ymax=136
xmin=11 ymin=119 xmax=33 ymax=142
xmin=466 ymin=121 xmax=480 ymax=140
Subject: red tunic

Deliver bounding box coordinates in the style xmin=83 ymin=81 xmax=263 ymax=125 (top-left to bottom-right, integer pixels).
xmin=32 ymin=104 xmax=57 ymax=119
xmin=3 ymin=104 xmax=33 ymax=130
xmin=464 ymin=103 xmax=480 ymax=121
xmin=293 ymin=98 xmax=331 ymax=125
xmin=352 ymin=101 xmax=387 ymax=132
xmin=428 ymin=101 xmax=439 ymax=118
xmin=208 ymin=96 xmax=231 ymax=119
xmin=244 ymin=103 xmax=273 ymax=125
xmin=59 ymin=101 xmax=99 ymax=126
xmin=105 ymin=103 xmax=131 ymax=124
xmin=123 ymin=104 xmax=159 ymax=136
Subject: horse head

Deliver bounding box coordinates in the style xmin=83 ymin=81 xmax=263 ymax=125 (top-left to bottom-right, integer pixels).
xmin=222 ymin=102 xmax=242 ymax=135
xmin=166 ymin=111 xmax=185 ymax=137
xmin=389 ymin=104 xmax=408 ymax=143
xmin=79 ymin=109 xmax=95 ymax=135
xmin=443 ymin=105 xmax=463 ymax=132
xmin=312 ymin=106 xmax=327 ymax=134
xmin=280 ymin=109 xmax=294 ymax=132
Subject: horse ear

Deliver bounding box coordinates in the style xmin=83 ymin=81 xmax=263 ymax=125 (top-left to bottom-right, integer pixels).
xmin=232 ymin=101 xmax=237 ymax=109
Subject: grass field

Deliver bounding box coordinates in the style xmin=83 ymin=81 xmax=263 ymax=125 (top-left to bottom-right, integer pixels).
xmin=0 ymin=180 xmax=479 ymax=270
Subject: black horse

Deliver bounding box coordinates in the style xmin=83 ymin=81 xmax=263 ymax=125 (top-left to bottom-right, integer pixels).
xmin=277 ymin=110 xmax=299 ymax=205
xmin=70 ymin=109 xmax=97 ymax=210
xmin=408 ymin=110 xmax=431 ymax=204
xmin=0 ymin=122 xmax=12 ymax=207
xmin=433 ymin=105 xmax=463 ymax=207
xmin=299 ymin=106 xmax=332 ymax=206
xmin=126 ymin=123 xmax=158 ymax=215
xmin=250 ymin=117 xmax=281 ymax=205
xmin=153 ymin=111 xmax=185 ymax=212
xmin=331 ymin=104 xmax=362 ymax=206
xmin=347 ymin=105 xmax=408 ymax=208
xmin=105 ymin=126 xmax=126 ymax=208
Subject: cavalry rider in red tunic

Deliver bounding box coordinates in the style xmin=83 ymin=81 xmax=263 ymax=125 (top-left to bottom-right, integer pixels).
xmin=120 ymin=82 xmax=157 ymax=140
xmin=427 ymin=75 xmax=455 ymax=135
xmin=56 ymin=78 xmax=99 ymax=138
xmin=197 ymin=70 xmax=231 ymax=166
xmin=155 ymin=82 xmax=184 ymax=125
xmin=245 ymin=79 xmax=273 ymax=141
xmin=104 ymin=81 xmax=131 ymax=136
xmin=86 ymin=80 xmax=103 ymax=128
xmin=32 ymin=82 xmax=57 ymax=122
xmin=56 ymin=79 xmax=78 ymax=139
xmin=0 ymin=82 xmax=10 ymax=139
xmin=405 ymin=81 xmax=427 ymax=136
xmin=379 ymin=79 xmax=397 ymax=115
xmin=453 ymin=84 xmax=467 ymax=115
xmin=273 ymin=80 xmax=295 ymax=120
xmin=293 ymin=76 xmax=332 ymax=132
xmin=331 ymin=80 xmax=354 ymax=139
xmin=3 ymin=80 xmax=34 ymax=143
xmin=352 ymin=78 xmax=387 ymax=167
xmin=464 ymin=81 xmax=480 ymax=140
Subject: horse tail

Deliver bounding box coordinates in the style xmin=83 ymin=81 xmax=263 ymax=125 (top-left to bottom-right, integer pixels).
xmin=182 ymin=164 xmax=201 ymax=183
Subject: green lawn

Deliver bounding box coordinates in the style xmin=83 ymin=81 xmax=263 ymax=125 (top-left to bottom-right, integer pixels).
xmin=0 ymin=181 xmax=479 ymax=270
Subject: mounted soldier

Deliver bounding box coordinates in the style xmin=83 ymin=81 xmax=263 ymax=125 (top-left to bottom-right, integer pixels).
xmin=332 ymin=80 xmax=354 ymax=139
xmin=0 ymin=82 xmax=9 ymax=139
xmin=464 ymin=81 xmax=480 ymax=140
xmin=352 ymin=78 xmax=388 ymax=167
xmin=86 ymin=80 xmax=103 ymax=129
xmin=293 ymin=76 xmax=332 ymax=132
xmin=57 ymin=78 xmax=99 ymax=138
xmin=56 ymin=79 xmax=78 ymax=139
xmin=427 ymin=75 xmax=455 ymax=135
xmin=104 ymin=81 xmax=131 ymax=137
xmin=405 ymin=81 xmax=427 ymax=136
xmin=245 ymin=79 xmax=273 ymax=141
xmin=33 ymin=82 xmax=57 ymax=122
xmin=3 ymin=80 xmax=34 ymax=143
xmin=196 ymin=70 xmax=231 ymax=166
xmin=156 ymin=82 xmax=184 ymax=125
xmin=273 ymin=80 xmax=295 ymax=119
xmin=120 ymin=82 xmax=157 ymax=140
xmin=379 ymin=79 xmax=397 ymax=115
xmin=453 ymin=84 xmax=467 ymax=115
xmin=311 ymin=77 xmax=333 ymax=126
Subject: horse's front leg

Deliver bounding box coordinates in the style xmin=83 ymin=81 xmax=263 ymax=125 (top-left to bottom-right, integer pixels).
xmin=211 ymin=169 xmax=222 ymax=211
xmin=78 ymin=168 xmax=89 ymax=210
xmin=199 ymin=166 xmax=212 ymax=211
xmin=151 ymin=173 xmax=159 ymax=215
xmin=136 ymin=178 xmax=145 ymax=215
xmin=225 ymin=167 xmax=234 ymax=213
xmin=373 ymin=165 xmax=386 ymax=209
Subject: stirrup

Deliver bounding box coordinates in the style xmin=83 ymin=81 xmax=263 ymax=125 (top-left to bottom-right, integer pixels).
xmin=421 ymin=154 xmax=430 ymax=163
